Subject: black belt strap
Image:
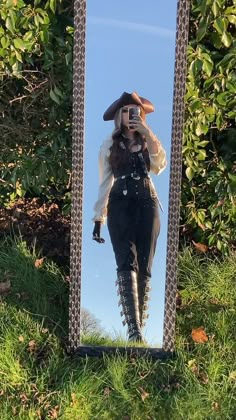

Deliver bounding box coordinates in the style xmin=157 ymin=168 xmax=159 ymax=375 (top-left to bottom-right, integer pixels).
xmin=138 ymin=152 xmax=148 ymax=175
xmin=114 ymin=172 xmax=150 ymax=182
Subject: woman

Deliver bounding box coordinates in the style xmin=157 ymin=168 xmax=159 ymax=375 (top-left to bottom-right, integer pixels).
xmin=92 ymin=91 xmax=167 ymax=342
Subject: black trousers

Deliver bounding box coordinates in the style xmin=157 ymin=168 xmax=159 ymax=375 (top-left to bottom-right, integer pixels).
xmin=107 ymin=177 xmax=160 ymax=277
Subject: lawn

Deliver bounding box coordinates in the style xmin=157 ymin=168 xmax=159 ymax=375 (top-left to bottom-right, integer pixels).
xmin=0 ymin=238 xmax=235 ymax=419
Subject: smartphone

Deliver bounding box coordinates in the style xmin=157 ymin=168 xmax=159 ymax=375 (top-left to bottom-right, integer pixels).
xmin=128 ymin=107 xmax=141 ymax=121
xmin=128 ymin=107 xmax=141 ymax=129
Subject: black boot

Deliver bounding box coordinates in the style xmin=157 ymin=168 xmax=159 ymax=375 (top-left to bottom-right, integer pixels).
xmin=116 ymin=270 xmax=143 ymax=342
xmin=137 ymin=274 xmax=151 ymax=329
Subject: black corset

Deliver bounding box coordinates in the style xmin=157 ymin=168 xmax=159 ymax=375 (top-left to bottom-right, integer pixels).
xmin=112 ymin=149 xmax=150 ymax=178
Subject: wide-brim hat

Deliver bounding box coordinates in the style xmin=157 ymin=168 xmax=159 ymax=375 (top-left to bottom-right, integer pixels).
xmin=103 ymin=91 xmax=154 ymax=121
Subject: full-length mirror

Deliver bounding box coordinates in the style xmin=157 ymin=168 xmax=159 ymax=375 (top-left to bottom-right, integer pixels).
xmin=81 ymin=0 xmax=178 ymax=347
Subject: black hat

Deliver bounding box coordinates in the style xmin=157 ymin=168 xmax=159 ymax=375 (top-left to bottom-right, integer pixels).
xmin=103 ymin=91 xmax=154 ymax=121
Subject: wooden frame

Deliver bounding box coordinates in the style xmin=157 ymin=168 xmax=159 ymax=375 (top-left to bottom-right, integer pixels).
xmin=68 ymin=0 xmax=190 ymax=357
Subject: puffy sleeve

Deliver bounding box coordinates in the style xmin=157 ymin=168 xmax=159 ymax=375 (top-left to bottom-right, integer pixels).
xmin=146 ymin=132 xmax=167 ymax=175
xmin=92 ymin=137 xmax=114 ymax=224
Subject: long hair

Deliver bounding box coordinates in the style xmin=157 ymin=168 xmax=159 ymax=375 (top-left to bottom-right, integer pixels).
xmin=109 ymin=107 xmax=148 ymax=170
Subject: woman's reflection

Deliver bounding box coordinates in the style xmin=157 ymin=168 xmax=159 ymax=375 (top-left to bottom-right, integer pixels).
xmin=92 ymin=91 xmax=167 ymax=342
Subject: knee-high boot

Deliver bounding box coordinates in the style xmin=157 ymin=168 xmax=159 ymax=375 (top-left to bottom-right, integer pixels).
xmin=116 ymin=270 xmax=143 ymax=342
xmin=137 ymin=274 xmax=151 ymax=329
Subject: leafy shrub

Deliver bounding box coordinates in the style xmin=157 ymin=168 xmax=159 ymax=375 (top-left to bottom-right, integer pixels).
xmin=0 ymin=0 xmax=73 ymax=204
xmin=181 ymin=0 xmax=236 ymax=255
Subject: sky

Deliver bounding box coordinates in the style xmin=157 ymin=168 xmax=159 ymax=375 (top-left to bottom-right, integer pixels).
xmin=81 ymin=0 xmax=178 ymax=346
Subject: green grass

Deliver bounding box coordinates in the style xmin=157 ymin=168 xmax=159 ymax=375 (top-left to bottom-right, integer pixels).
xmin=0 ymin=239 xmax=235 ymax=419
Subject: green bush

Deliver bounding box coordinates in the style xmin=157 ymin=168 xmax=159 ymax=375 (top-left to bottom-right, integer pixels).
xmin=0 ymin=0 xmax=73 ymax=203
xmin=181 ymin=0 xmax=236 ymax=255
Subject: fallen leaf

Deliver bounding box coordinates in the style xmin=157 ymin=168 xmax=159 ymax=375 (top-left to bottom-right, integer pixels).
xmin=36 ymin=394 xmax=46 ymax=404
xmin=188 ymin=358 xmax=196 ymax=367
xmin=209 ymin=298 xmax=221 ymax=305
xmin=229 ymin=371 xmax=236 ymax=381
xmin=28 ymin=340 xmax=38 ymax=353
xmin=35 ymin=258 xmax=45 ymax=268
xmin=70 ymin=393 xmax=77 ymax=407
xmin=48 ymin=203 xmax=59 ymax=213
xmin=129 ymin=355 xmax=137 ymax=365
xmin=139 ymin=370 xmax=149 ymax=379
xmin=38 ymin=205 xmax=46 ymax=214
xmin=48 ymin=406 xmax=59 ymax=419
xmin=198 ymin=372 xmax=209 ymax=384
xmin=198 ymin=223 xmax=206 ymax=231
xmin=0 ymin=390 xmax=4 ymax=396
xmin=36 ymin=409 xmax=41 ymax=418
xmin=0 ymin=279 xmax=11 ymax=294
xmin=138 ymin=387 xmax=149 ymax=402
xmin=188 ymin=359 xmax=199 ymax=375
xmin=191 ymin=327 xmax=208 ymax=343
xmin=20 ymin=393 xmax=29 ymax=403
xmin=41 ymin=328 xmax=48 ymax=334
xmin=212 ymin=401 xmax=220 ymax=411
xmin=103 ymin=387 xmax=112 ymax=397
xmin=18 ymin=335 xmax=24 ymax=342
xmin=192 ymin=241 xmax=208 ymax=253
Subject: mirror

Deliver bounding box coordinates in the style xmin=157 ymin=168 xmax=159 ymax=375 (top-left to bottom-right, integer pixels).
xmin=69 ymin=0 xmax=190 ymax=355
xmin=82 ymin=0 xmax=176 ymax=347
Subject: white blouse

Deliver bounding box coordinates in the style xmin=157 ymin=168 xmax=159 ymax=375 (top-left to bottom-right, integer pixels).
xmin=93 ymin=134 xmax=167 ymax=224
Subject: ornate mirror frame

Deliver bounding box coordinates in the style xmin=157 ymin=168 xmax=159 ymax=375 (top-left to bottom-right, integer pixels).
xmin=68 ymin=0 xmax=190 ymax=357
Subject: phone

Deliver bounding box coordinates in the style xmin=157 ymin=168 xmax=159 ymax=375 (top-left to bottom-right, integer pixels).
xmin=128 ymin=107 xmax=141 ymax=129
xmin=128 ymin=107 xmax=141 ymax=121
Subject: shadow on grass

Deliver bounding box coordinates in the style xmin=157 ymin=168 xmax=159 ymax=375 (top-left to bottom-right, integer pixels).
xmin=0 ymin=236 xmax=69 ymax=342
xmin=0 ymin=236 xmax=152 ymax=350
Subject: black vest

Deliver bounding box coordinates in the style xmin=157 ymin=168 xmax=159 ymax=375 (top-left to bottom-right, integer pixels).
xmin=110 ymin=147 xmax=150 ymax=179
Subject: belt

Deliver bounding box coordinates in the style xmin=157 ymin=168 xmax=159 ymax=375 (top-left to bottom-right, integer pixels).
xmin=113 ymin=172 xmax=164 ymax=212
xmin=114 ymin=172 xmax=150 ymax=182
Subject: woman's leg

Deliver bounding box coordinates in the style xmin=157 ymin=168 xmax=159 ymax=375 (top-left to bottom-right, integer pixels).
xmin=107 ymin=199 xmax=143 ymax=341
xmin=136 ymin=199 xmax=160 ymax=277
xmin=107 ymin=199 xmax=139 ymax=273
xmin=136 ymin=199 xmax=160 ymax=327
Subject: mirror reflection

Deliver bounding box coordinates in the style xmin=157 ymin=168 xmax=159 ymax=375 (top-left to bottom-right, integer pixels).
xmin=81 ymin=0 xmax=177 ymax=347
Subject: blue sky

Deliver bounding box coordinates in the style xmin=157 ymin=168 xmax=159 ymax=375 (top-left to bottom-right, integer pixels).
xmin=81 ymin=0 xmax=178 ymax=346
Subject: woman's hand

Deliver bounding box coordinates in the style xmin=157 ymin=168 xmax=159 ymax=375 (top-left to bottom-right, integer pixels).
xmin=129 ymin=116 xmax=150 ymax=137
xmin=92 ymin=221 xmax=105 ymax=244
xmin=130 ymin=117 xmax=161 ymax=154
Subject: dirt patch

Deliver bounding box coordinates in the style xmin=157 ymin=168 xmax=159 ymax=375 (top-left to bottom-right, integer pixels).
xmin=0 ymin=198 xmax=70 ymax=268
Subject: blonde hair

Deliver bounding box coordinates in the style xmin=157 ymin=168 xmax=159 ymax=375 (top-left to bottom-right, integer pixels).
xmin=111 ymin=108 xmax=123 ymax=138
xmin=111 ymin=106 xmax=146 ymax=138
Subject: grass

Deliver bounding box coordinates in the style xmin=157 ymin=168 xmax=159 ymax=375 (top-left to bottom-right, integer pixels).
xmin=0 ymin=238 xmax=235 ymax=419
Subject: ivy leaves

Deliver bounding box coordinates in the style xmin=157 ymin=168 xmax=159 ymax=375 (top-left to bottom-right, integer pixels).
xmin=195 ymin=2 xmax=236 ymax=48
xmin=182 ymin=0 xmax=236 ymax=255
xmin=0 ymin=0 xmax=73 ymax=204
xmin=0 ymin=0 xmax=64 ymax=77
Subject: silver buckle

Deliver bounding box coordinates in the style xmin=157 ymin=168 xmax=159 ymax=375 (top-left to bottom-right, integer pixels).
xmin=132 ymin=172 xmax=140 ymax=180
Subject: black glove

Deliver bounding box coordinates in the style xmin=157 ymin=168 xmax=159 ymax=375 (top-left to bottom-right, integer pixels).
xmin=92 ymin=221 xmax=105 ymax=244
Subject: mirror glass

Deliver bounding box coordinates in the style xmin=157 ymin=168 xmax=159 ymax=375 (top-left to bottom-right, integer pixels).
xmin=81 ymin=0 xmax=177 ymax=347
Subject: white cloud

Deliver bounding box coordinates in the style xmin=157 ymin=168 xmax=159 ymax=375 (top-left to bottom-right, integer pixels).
xmin=88 ymin=16 xmax=175 ymax=39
